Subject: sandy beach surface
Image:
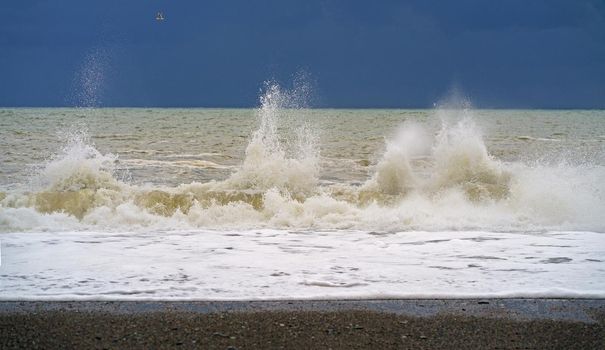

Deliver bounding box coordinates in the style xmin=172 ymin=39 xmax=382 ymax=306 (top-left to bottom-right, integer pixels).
xmin=1 ymin=299 xmax=604 ymax=349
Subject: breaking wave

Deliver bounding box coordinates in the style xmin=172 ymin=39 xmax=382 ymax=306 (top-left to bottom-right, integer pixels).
xmin=1 ymin=87 xmax=604 ymax=233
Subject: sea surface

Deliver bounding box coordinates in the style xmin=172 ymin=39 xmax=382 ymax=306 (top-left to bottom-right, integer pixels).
xmin=1 ymin=93 xmax=604 ymax=299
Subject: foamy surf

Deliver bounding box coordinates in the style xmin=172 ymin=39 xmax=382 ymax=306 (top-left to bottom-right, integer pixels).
xmin=1 ymin=229 xmax=603 ymax=300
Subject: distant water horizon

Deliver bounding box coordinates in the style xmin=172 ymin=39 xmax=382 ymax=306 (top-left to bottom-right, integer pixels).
xmin=2 ymin=106 xmax=605 ymax=110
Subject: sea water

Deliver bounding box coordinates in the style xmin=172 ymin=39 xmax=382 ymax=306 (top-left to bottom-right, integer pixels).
xmin=0 ymin=85 xmax=604 ymax=299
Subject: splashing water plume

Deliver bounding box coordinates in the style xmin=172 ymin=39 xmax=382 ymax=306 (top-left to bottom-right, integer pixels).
xmin=362 ymin=122 xmax=431 ymax=197
xmin=431 ymin=118 xmax=511 ymax=201
xmin=222 ymin=81 xmax=319 ymax=197
xmin=72 ymin=47 xmax=110 ymax=107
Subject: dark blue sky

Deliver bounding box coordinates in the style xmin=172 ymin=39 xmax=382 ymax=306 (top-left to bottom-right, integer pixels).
xmin=1 ymin=0 xmax=604 ymax=108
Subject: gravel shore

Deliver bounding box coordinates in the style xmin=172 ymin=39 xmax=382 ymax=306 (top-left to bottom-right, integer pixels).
xmin=1 ymin=299 xmax=604 ymax=349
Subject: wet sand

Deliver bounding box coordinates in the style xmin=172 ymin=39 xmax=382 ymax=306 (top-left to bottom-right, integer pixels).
xmin=1 ymin=299 xmax=604 ymax=349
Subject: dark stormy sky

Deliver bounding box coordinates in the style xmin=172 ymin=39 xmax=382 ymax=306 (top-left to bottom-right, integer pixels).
xmin=1 ymin=0 xmax=604 ymax=108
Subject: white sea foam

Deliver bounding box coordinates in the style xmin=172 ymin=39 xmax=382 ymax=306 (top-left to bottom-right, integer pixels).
xmin=1 ymin=229 xmax=603 ymax=300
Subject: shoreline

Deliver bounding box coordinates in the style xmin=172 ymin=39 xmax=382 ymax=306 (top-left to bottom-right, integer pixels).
xmin=2 ymin=299 xmax=604 ymax=349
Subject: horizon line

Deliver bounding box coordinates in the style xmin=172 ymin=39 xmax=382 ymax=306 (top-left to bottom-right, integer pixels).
xmin=1 ymin=106 xmax=604 ymax=111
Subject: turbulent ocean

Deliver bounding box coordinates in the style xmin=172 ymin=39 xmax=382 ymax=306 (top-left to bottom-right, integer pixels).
xmin=1 ymin=85 xmax=604 ymax=300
